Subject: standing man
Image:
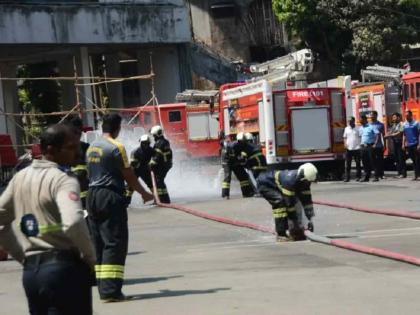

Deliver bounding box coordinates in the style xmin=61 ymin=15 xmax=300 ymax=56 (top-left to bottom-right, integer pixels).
xmin=370 ymin=111 xmax=385 ymax=180
xmin=385 ymin=113 xmax=406 ymax=178
xmin=86 ymin=114 xmax=153 ymax=302
xmin=221 ymin=135 xmax=254 ymax=199
xmin=234 ymin=132 xmax=268 ymax=178
xmin=359 ymin=114 xmax=380 ymax=182
xmin=256 ymin=163 xmax=318 ymax=241
xmin=149 ymin=125 xmax=173 ymax=204
xmin=130 ymin=134 xmax=154 ymax=191
xmin=343 ymin=117 xmax=362 ymax=182
xmin=402 ymin=110 xmax=420 ymax=180
xmin=65 ymin=116 xmax=90 ymax=209
xmin=0 ymin=124 xmax=96 ymax=314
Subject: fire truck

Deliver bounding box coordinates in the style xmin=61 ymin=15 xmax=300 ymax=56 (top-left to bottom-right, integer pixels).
xmin=119 ymin=98 xmax=221 ymax=159
xmin=219 ymin=49 xmax=347 ymax=176
xmin=402 ymin=71 xmax=420 ymax=118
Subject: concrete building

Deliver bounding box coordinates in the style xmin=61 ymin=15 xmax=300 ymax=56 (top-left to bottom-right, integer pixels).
xmin=0 ymin=0 xmax=289 ymax=147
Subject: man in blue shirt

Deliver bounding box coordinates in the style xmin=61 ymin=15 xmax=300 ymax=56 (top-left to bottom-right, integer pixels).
xmin=370 ymin=111 xmax=385 ymax=181
xmin=402 ymin=110 xmax=420 ymax=180
xmin=359 ymin=114 xmax=380 ymax=181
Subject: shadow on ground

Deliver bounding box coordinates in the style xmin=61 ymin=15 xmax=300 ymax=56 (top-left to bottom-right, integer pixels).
xmin=124 ymin=275 xmax=183 ymax=285
xmin=125 ymin=287 xmax=231 ymax=301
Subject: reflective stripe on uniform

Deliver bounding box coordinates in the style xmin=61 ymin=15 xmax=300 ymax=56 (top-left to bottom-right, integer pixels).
xmin=95 ymin=264 xmax=125 ymax=279
xmin=303 ymin=204 xmax=313 ymax=209
xmin=272 ymin=208 xmax=287 ymax=218
xmin=301 ymin=190 xmax=311 ymax=195
xmin=39 ymin=224 xmax=63 ymax=234
xmin=222 ymin=182 xmax=230 ymax=188
xmin=155 ymin=148 xmax=171 ymax=162
xmin=286 ymin=207 xmax=296 ymax=213
xmin=105 ymin=137 xmax=129 ymax=168
xmin=281 ymin=187 xmax=295 ymax=196
xmin=80 ymin=191 xmax=87 ymax=198
xmin=240 ymin=180 xmax=250 ymax=187
xmin=274 ymin=171 xmax=282 ymax=191
xmin=157 ymin=188 xmax=168 ymax=195
xmin=71 ymin=165 xmax=87 ymax=172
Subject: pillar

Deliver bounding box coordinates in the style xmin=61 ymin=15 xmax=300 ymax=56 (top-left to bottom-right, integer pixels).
xmin=75 ymin=47 xmax=94 ymax=127
xmin=57 ymin=57 xmax=77 ymax=110
xmin=104 ymin=53 xmax=124 ymax=108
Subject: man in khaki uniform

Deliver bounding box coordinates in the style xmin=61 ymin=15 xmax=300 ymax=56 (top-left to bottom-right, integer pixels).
xmin=0 ymin=124 xmax=96 ymax=315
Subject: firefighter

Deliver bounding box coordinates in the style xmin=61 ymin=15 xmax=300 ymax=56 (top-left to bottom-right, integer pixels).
xmin=149 ymin=125 xmax=173 ymax=204
xmin=0 ymin=124 xmax=96 ymax=314
xmin=65 ymin=116 xmax=90 ymax=209
xmin=131 ymin=134 xmax=154 ymax=191
xmin=221 ymin=135 xmax=254 ymax=199
xmin=86 ymin=114 xmax=153 ymax=302
xmin=256 ymin=163 xmax=318 ymax=241
xmin=235 ymin=132 xmax=268 ymax=178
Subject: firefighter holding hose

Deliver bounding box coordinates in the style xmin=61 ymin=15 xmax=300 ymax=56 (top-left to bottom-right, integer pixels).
xmin=149 ymin=125 xmax=173 ymax=204
xmin=256 ymin=163 xmax=318 ymax=241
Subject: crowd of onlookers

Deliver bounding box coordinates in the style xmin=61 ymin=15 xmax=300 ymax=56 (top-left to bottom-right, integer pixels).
xmin=343 ymin=110 xmax=420 ymax=182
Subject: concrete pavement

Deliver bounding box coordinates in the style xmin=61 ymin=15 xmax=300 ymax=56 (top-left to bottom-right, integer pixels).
xmin=1 ymin=177 xmax=420 ymax=314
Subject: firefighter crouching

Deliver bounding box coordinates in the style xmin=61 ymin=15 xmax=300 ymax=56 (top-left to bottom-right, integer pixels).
xmin=235 ymin=132 xmax=268 ymax=178
xmin=221 ymin=135 xmax=254 ymax=199
xmin=256 ymin=163 xmax=317 ymax=241
xmin=149 ymin=125 xmax=173 ymax=204
xmin=86 ymin=114 xmax=153 ymax=302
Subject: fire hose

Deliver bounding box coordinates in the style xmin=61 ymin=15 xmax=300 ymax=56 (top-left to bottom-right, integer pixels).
xmin=149 ymin=172 xmax=420 ymax=267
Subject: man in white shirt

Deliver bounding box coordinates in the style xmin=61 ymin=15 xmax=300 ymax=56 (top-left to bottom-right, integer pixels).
xmin=343 ymin=116 xmax=362 ymax=182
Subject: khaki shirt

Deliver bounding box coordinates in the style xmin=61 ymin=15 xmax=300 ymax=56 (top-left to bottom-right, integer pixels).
xmin=0 ymin=159 xmax=96 ymax=266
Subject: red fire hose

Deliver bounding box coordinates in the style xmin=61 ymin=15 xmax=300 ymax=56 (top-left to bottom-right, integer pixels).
xmin=149 ymin=172 xmax=420 ymax=267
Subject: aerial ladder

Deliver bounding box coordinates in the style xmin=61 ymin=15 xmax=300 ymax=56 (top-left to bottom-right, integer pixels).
xmin=361 ymin=64 xmax=411 ymax=85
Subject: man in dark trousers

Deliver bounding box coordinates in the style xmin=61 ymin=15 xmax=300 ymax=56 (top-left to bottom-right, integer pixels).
xmin=221 ymin=135 xmax=254 ymax=199
xmin=0 ymin=124 xmax=96 ymax=314
xmin=359 ymin=114 xmax=380 ymax=182
xmin=402 ymin=110 xmax=420 ymax=180
xmin=130 ymin=134 xmax=154 ymax=191
xmin=149 ymin=125 xmax=173 ymax=204
xmin=385 ymin=112 xmax=406 ymax=178
xmin=370 ymin=111 xmax=385 ymax=180
xmin=86 ymin=114 xmax=153 ymax=302
xmin=234 ymin=132 xmax=268 ymax=178
xmin=257 ymin=163 xmax=318 ymax=241
xmin=343 ymin=117 xmax=361 ymax=182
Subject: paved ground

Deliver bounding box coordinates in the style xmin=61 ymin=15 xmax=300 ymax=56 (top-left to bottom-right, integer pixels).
xmin=2 ymin=173 xmax=420 ymax=314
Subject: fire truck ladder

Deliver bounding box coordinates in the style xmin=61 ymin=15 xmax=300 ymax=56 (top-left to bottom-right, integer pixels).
xmin=361 ymin=64 xmax=410 ymax=85
xmin=248 ymin=49 xmax=314 ymax=84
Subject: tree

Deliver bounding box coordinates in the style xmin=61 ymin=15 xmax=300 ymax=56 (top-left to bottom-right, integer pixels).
xmin=272 ymin=0 xmax=420 ymax=78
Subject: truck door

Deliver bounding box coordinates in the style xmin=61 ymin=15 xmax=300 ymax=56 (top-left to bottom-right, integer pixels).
xmin=160 ymin=106 xmax=187 ymax=148
xmin=290 ymin=107 xmax=331 ymax=154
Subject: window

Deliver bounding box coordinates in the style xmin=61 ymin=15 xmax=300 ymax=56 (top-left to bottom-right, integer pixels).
xmin=143 ymin=112 xmax=151 ymax=125
xmin=411 ymin=84 xmax=415 ymax=99
xmin=169 ymin=111 xmax=181 ymax=123
xmin=417 ymin=83 xmax=420 ymax=100
xmin=403 ymin=84 xmax=409 ymax=101
xmin=211 ymin=2 xmax=236 ymax=19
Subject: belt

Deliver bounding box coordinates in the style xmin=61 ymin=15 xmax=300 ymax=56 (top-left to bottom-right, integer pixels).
xmin=24 ymin=250 xmax=80 ymax=266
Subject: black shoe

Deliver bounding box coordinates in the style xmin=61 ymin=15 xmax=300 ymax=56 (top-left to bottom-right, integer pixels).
xmin=102 ymin=294 xmax=132 ymax=303
xmin=343 ymin=178 xmax=350 ymax=182
xmin=356 ymin=178 xmax=361 ymax=182
xmin=361 ymin=178 xmax=369 ymax=182
xmin=372 ymin=178 xmax=379 ymax=182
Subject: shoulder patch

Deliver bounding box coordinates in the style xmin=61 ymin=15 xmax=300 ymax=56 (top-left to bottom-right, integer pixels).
xmin=68 ymin=191 xmax=80 ymax=201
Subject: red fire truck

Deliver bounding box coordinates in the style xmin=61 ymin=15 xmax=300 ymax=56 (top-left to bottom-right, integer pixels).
xmin=402 ymin=72 xmax=420 ymax=118
xmin=219 ymin=50 xmax=347 ymax=176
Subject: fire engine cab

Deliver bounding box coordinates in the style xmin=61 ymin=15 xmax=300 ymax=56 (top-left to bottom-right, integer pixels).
xmin=220 ymin=49 xmax=347 ymax=175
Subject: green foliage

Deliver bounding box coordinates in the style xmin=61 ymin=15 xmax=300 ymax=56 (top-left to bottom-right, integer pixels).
xmin=272 ymin=0 xmax=420 ymax=77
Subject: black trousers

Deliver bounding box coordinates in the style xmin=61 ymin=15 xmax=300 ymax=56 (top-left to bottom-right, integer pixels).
xmin=258 ymin=185 xmax=298 ymax=236
xmin=361 ymin=145 xmax=374 ymax=179
xmin=345 ymin=149 xmax=361 ymax=180
xmin=87 ymin=187 xmax=128 ymax=300
xmin=23 ymin=254 xmax=92 ymax=315
xmin=406 ymin=145 xmax=420 ymax=178
xmin=153 ymin=166 xmax=171 ymax=203
xmin=222 ymin=163 xmax=254 ymax=198
xmin=136 ymin=168 xmax=153 ymax=191
xmin=372 ymin=147 xmax=384 ymax=178
xmin=392 ymin=140 xmax=406 ymax=176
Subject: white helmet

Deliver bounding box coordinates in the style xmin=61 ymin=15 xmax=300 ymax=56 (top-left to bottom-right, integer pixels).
xmin=244 ymin=132 xmax=254 ymax=142
xmin=150 ymin=125 xmax=163 ymax=137
xmin=236 ymin=132 xmax=245 ymax=142
xmin=140 ymin=134 xmax=151 ymax=143
xmin=297 ymin=163 xmax=318 ymax=182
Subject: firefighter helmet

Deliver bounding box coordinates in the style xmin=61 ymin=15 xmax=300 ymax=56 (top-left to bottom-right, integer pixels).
xmin=150 ymin=125 xmax=163 ymax=137
xmin=140 ymin=134 xmax=151 ymax=143
xmin=237 ymin=132 xmax=245 ymax=142
xmin=244 ymin=132 xmax=254 ymax=142
xmin=297 ymin=163 xmax=318 ymax=182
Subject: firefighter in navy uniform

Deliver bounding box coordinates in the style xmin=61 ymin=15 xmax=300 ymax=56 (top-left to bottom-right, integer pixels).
xmin=221 ymin=135 xmax=254 ymax=199
xmin=131 ymin=134 xmax=154 ymax=191
xmin=86 ymin=114 xmax=153 ymax=302
xmin=256 ymin=163 xmax=317 ymax=241
xmin=149 ymin=125 xmax=173 ymax=204
xmin=65 ymin=116 xmax=90 ymax=209
xmin=234 ymin=132 xmax=268 ymax=178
